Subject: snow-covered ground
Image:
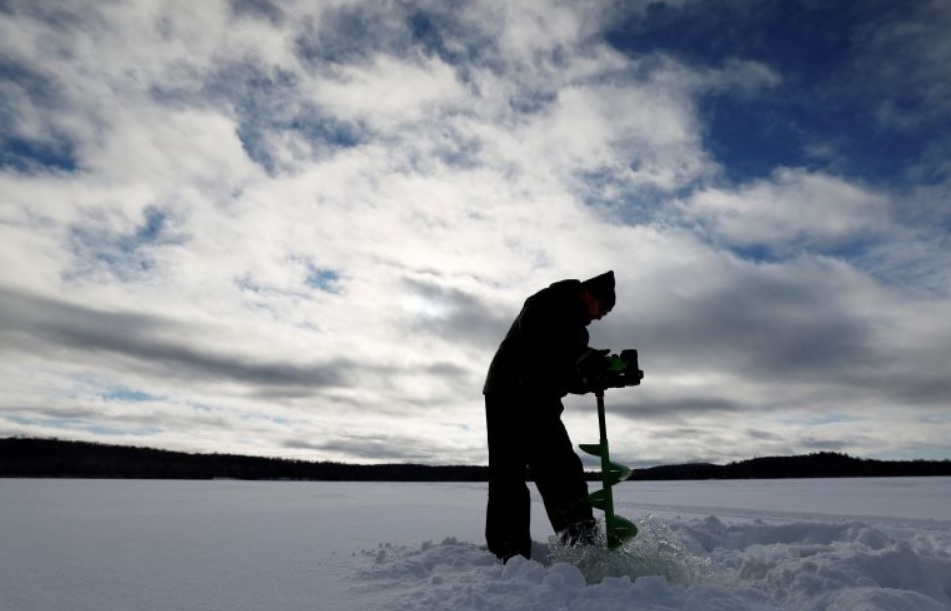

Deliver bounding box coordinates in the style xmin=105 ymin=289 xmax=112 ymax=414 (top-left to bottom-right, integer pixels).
xmin=1 ymin=477 xmax=949 ymax=610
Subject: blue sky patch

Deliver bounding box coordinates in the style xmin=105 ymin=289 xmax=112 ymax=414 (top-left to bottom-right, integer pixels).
xmin=0 ymin=53 xmax=78 ymax=173
xmin=217 ymin=67 xmax=366 ymax=172
xmin=101 ymin=385 xmax=162 ymax=403
xmin=603 ymin=1 xmax=944 ymax=187
xmin=65 ymin=206 xmax=180 ymax=283
xmin=4 ymin=414 xmax=160 ymax=437
xmin=0 ymin=137 xmax=78 ymax=173
xmin=306 ymin=267 xmax=342 ymax=294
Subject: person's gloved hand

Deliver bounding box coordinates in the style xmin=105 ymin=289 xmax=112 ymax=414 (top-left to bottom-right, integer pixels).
xmin=576 ymin=348 xmax=611 ymax=391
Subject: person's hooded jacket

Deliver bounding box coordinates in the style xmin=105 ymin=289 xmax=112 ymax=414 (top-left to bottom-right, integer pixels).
xmin=483 ymin=279 xmax=592 ymax=400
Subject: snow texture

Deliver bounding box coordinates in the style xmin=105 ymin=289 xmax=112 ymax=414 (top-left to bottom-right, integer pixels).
xmin=1 ymin=478 xmax=949 ymax=610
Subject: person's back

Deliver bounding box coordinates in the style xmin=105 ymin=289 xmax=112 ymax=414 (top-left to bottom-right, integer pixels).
xmin=483 ymin=279 xmax=590 ymax=399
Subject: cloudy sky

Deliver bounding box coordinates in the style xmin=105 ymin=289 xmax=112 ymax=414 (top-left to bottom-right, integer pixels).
xmin=1 ymin=0 xmax=949 ymax=469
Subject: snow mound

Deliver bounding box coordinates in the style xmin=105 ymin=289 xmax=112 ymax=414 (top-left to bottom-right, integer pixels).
xmin=355 ymin=517 xmax=951 ymax=611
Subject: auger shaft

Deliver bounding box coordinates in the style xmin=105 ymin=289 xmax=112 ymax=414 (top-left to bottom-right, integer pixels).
xmin=580 ymin=389 xmax=637 ymax=549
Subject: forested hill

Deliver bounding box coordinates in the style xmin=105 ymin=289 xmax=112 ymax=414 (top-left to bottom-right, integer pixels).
xmin=0 ymin=438 xmax=487 ymax=481
xmin=1 ymin=437 xmax=949 ymax=481
xmin=631 ymin=453 xmax=951 ymax=480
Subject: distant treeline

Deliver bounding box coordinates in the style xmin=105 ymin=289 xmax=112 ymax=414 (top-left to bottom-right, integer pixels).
xmin=630 ymin=453 xmax=951 ymax=480
xmin=0 ymin=438 xmax=487 ymax=482
xmin=1 ymin=437 xmax=949 ymax=481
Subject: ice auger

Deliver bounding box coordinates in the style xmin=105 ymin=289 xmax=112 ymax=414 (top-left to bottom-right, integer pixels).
xmin=579 ymin=350 xmax=643 ymax=549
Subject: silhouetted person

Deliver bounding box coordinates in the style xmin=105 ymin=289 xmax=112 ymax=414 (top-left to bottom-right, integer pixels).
xmin=483 ymin=271 xmax=616 ymax=561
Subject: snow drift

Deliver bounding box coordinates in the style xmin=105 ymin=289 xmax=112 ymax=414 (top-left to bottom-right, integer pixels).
xmin=1 ymin=478 xmax=949 ymax=610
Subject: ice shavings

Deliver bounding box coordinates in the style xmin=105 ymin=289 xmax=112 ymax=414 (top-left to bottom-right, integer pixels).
xmin=357 ymin=517 xmax=951 ymax=611
xmin=547 ymin=515 xmax=724 ymax=586
xmin=359 ymin=538 xmax=780 ymax=611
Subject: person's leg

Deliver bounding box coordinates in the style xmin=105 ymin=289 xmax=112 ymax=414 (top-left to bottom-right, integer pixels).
xmin=526 ymin=406 xmax=596 ymax=543
xmin=484 ymin=393 xmax=532 ymax=560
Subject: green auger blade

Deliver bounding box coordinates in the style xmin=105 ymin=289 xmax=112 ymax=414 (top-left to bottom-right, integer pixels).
xmin=604 ymin=462 xmax=632 ymax=487
xmin=607 ymin=515 xmax=638 ymax=549
xmin=579 ymin=442 xmax=604 ymax=457
xmin=586 ymin=488 xmax=609 ymax=510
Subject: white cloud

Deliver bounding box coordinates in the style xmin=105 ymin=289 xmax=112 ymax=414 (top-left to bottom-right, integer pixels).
xmin=308 ymin=53 xmax=469 ymax=130
xmin=681 ymin=168 xmax=892 ymax=251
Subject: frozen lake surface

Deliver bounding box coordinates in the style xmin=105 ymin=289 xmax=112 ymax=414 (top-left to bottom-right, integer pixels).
xmin=1 ymin=477 xmax=950 ymax=610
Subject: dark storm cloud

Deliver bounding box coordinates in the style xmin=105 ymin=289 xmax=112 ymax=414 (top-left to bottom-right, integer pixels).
xmin=283 ymin=432 xmax=441 ymax=463
xmin=745 ymin=428 xmax=786 ymax=442
xmin=0 ymin=287 xmax=351 ymax=392
xmin=402 ymin=278 xmax=511 ymax=350
xmin=587 ymin=256 xmax=950 ymax=422
xmin=799 ymin=437 xmax=853 ymax=452
xmin=603 ymin=264 xmax=881 ymax=383
xmin=610 ymin=397 xmax=742 ymax=422
xmin=5 ymin=403 xmax=170 ymax=434
xmin=422 ymin=361 xmax=478 ymax=393
xmin=229 ymin=0 xmax=284 ymax=25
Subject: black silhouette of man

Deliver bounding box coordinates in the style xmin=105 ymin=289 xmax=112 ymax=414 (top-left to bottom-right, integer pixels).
xmin=483 ymin=271 xmax=616 ymax=561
